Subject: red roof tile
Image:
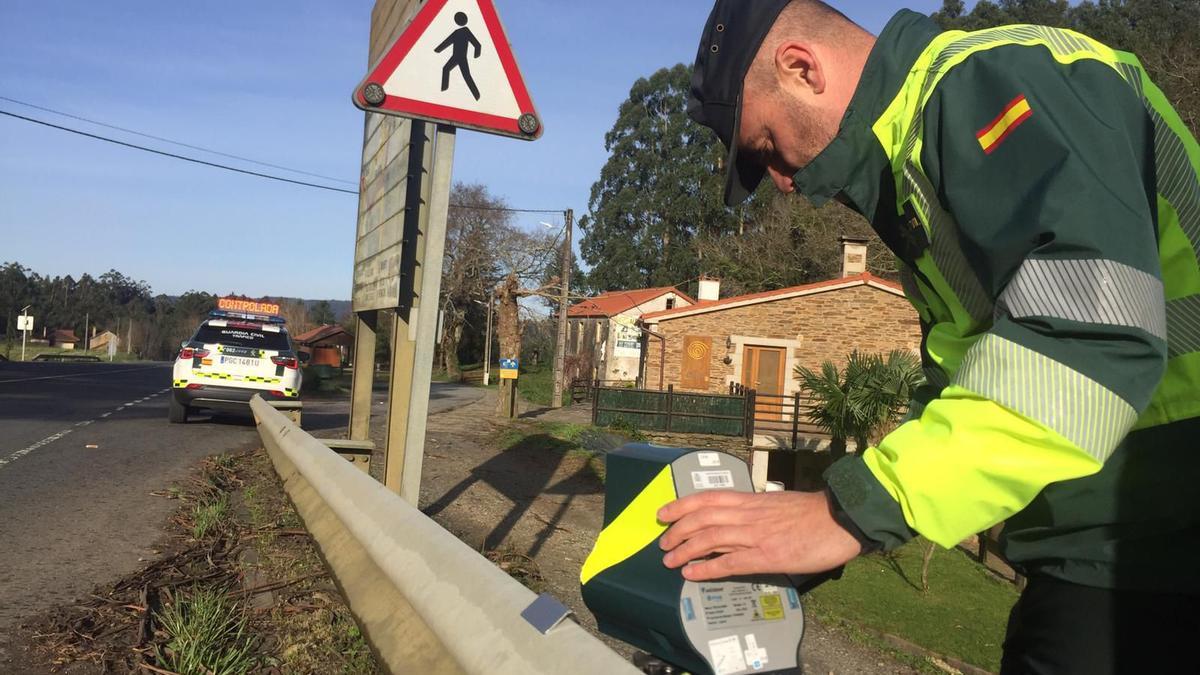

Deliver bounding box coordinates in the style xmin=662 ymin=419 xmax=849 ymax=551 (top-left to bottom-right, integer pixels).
xmin=568 ymin=287 xmax=695 ymax=318
xmin=641 ymin=273 xmax=904 ymax=322
xmin=293 ymin=324 xmax=350 ymax=345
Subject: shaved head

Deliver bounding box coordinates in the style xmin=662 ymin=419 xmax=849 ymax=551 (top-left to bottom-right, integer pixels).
xmin=749 ymin=1 xmax=871 ymax=89
xmin=734 ymin=0 xmax=877 ymax=195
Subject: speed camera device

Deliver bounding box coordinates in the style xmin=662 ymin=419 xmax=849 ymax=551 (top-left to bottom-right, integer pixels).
xmin=581 ymin=444 xmax=829 ymax=675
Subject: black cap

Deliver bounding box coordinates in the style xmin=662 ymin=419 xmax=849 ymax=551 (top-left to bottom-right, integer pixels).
xmin=689 ymin=0 xmax=791 ymax=206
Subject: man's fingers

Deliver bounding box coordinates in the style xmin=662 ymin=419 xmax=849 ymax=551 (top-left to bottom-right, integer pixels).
xmin=659 ymin=504 xmax=761 ymax=551
xmin=680 ymin=550 xmax=763 ymax=581
xmin=657 ymin=490 xmax=758 ymax=523
xmin=662 ymin=525 xmax=754 ymax=569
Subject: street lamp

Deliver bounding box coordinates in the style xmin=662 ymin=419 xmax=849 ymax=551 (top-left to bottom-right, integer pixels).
xmin=474 ymin=294 xmax=495 ymax=386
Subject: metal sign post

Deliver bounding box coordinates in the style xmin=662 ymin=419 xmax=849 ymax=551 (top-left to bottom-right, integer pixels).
xmin=350 ymin=0 xmax=540 ymax=504
xmin=17 ymin=313 xmax=32 ymax=362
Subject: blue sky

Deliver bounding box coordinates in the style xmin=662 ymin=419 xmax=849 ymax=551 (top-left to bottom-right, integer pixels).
xmin=0 ymin=1 xmax=943 ymax=300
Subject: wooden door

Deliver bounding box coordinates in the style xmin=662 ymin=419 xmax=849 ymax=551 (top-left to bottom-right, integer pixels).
xmin=742 ymin=346 xmax=786 ymax=420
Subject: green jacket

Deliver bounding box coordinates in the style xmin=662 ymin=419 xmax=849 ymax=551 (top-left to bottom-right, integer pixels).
xmin=812 ymin=10 xmax=1200 ymax=593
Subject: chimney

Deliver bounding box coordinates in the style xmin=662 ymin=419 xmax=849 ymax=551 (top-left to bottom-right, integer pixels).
xmin=697 ymin=276 xmax=721 ymax=302
xmin=839 ymin=237 xmax=869 ymax=278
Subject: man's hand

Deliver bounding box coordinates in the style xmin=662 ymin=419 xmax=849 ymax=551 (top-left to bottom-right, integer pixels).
xmin=657 ymin=490 xmax=862 ymax=581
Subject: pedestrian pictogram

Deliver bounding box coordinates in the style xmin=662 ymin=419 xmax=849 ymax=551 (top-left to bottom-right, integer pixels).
xmin=353 ymin=0 xmax=542 ymax=141
xmin=437 ymin=12 xmax=482 ymax=101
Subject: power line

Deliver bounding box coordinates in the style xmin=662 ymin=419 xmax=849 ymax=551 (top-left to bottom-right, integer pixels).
xmin=1 ymin=107 xmax=573 ymax=215
xmin=448 ymin=204 xmax=565 ymax=214
xmin=0 ymin=95 xmax=358 ymax=186
xmin=0 ymin=109 xmax=360 ymax=195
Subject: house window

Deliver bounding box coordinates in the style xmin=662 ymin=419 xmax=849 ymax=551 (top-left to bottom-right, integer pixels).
xmin=665 ymin=297 xmax=676 ymax=310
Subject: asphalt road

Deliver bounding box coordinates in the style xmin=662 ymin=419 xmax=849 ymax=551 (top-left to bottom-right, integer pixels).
xmin=0 ymin=360 xmax=484 ymax=637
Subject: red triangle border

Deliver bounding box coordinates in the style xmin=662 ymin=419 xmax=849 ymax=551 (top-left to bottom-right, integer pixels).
xmin=353 ymin=0 xmax=539 ymax=138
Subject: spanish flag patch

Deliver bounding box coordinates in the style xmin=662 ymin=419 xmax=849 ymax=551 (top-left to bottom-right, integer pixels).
xmin=977 ymin=94 xmax=1033 ymax=154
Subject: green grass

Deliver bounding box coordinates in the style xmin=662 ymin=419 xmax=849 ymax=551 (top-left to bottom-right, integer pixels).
xmin=515 ymin=363 xmax=567 ymax=407
xmin=807 ymin=540 xmax=1018 ymax=672
xmin=154 ymin=586 xmax=258 ymax=675
xmin=0 ymin=343 xmax=143 ymax=362
xmin=192 ymin=495 xmax=230 ymax=540
xmin=495 ymin=420 xmax=607 ymax=483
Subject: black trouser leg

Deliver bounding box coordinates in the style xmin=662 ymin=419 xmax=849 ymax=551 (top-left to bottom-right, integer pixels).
xmin=1001 ymin=575 xmax=1199 ymax=675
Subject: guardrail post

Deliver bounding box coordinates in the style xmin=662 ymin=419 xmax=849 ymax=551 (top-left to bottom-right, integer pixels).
xmin=744 ymin=389 xmax=757 ymax=442
xmin=665 ymin=384 xmax=674 ymax=432
xmin=591 ymin=385 xmax=600 ymax=425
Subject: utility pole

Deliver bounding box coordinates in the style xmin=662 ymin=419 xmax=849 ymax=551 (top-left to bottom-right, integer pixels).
xmin=551 ymin=208 xmax=573 ymax=409
xmin=482 ymin=291 xmax=494 ymax=386
xmin=83 ymin=312 xmax=89 ymax=352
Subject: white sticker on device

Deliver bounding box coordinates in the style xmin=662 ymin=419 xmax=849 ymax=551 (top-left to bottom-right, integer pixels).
xmin=697 ymin=452 xmax=722 ymax=467
xmin=744 ymin=633 xmax=769 ymax=669
xmin=692 ymin=470 xmax=735 ymax=490
xmin=708 ymin=634 xmax=748 ymax=675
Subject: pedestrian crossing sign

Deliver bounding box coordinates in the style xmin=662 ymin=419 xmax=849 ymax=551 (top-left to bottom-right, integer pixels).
xmin=353 ymin=0 xmax=542 ymax=141
xmin=499 ymin=358 xmax=519 ymax=380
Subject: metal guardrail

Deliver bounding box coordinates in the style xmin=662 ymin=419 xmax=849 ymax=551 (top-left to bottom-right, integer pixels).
xmin=249 ymin=395 xmax=637 ymax=675
xmin=32 ymin=353 xmax=102 ymax=362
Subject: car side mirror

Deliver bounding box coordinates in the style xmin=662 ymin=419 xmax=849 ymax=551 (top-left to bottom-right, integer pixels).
xmin=299 ymin=351 xmax=311 ymax=364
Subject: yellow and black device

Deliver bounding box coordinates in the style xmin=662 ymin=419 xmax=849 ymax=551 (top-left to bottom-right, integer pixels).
xmin=581 ymin=444 xmax=819 ymax=675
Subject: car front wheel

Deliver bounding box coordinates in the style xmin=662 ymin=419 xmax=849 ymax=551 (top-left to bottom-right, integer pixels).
xmin=168 ymin=395 xmax=189 ymax=424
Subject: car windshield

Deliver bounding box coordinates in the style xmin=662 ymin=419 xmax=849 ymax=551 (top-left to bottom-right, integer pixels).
xmin=193 ymin=324 xmax=291 ymax=351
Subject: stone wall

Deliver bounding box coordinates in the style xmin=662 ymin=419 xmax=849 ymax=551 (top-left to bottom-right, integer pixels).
xmin=644 ymin=284 xmax=921 ymax=394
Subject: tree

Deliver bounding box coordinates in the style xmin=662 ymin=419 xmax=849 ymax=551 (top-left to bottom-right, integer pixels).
xmin=310 ymin=300 xmax=335 ymax=326
xmin=796 ymin=350 xmax=923 ymax=459
xmin=695 ymin=193 xmax=895 ymax=295
xmin=580 ymin=64 xmax=739 ymax=291
xmin=932 ymin=0 xmax=1199 ymax=136
xmin=581 ymin=63 xmax=897 ymax=297
xmin=440 ymin=183 xmax=507 ymax=379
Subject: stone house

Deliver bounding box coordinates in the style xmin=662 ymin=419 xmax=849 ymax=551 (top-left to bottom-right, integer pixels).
xmin=567 ymin=287 xmax=695 ymax=382
xmin=638 ymin=242 xmax=921 ymax=399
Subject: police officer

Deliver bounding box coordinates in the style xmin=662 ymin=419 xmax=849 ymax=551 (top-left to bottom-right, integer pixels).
xmin=659 ymin=2 xmax=1200 ymax=672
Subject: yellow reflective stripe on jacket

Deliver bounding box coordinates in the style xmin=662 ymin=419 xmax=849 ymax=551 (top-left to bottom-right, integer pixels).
xmin=862 ymin=390 xmax=1104 ymax=548
xmin=579 ymin=465 xmax=674 ymax=586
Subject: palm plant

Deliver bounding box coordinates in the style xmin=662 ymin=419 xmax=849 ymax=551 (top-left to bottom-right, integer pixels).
xmin=796 ymin=349 xmax=923 ymax=458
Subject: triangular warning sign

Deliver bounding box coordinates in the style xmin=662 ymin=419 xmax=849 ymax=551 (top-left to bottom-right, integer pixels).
xmin=353 ymin=0 xmax=541 ymax=141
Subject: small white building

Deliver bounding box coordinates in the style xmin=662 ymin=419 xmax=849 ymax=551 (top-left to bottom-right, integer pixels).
xmin=566 ymin=286 xmax=695 ymax=383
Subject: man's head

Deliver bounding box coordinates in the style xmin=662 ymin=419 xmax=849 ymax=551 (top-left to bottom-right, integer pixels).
xmin=689 ymin=0 xmax=874 ymax=205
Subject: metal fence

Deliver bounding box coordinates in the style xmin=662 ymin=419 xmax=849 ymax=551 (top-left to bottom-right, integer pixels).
xmin=592 ymin=384 xmax=753 ymax=439
xmin=570 ymin=378 xmax=634 ymax=404
xmin=729 ymin=383 xmax=828 ymax=448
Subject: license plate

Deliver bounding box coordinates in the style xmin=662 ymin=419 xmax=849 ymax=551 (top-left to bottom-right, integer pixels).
xmin=220 ymin=356 xmax=260 ymax=367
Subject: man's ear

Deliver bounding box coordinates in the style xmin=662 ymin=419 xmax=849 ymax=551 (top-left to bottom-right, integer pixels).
xmin=775 ymin=42 xmax=825 ymax=97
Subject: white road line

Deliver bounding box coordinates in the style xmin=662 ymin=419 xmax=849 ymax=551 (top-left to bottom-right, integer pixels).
xmin=74 ymin=420 xmax=93 ymax=428
xmin=100 ymin=412 xmax=112 ymax=418
xmin=0 ymin=429 xmax=74 ymax=468
xmin=0 ymin=366 xmax=162 ymax=385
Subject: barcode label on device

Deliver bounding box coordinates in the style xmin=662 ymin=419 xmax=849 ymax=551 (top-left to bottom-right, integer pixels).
xmin=692 ymin=470 xmax=735 ymax=490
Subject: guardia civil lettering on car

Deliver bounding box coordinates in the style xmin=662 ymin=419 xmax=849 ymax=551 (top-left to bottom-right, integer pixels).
xmin=168 ymin=297 xmax=304 ymax=423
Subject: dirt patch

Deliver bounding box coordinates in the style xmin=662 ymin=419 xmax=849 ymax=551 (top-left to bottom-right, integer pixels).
xmin=1 ymin=450 xmax=379 ymax=674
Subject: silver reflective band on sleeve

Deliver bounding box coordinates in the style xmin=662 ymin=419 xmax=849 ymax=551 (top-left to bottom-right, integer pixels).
xmin=1165 ymin=294 xmax=1200 ymax=358
xmin=998 ymin=258 xmax=1167 ymax=341
xmin=953 ymin=334 xmax=1138 ymax=462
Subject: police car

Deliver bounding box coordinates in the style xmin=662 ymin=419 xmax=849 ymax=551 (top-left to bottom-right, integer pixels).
xmin=169 ymin=301 xmax=305 ymax=423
